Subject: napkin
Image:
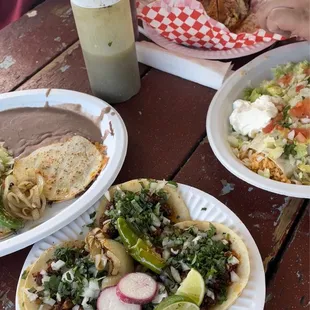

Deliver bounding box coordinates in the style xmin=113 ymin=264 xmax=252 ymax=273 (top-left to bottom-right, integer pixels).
xmin=136 ymin=41 xmax=232 ymax=90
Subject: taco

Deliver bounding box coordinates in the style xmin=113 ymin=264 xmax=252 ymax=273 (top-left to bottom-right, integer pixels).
xmin=19 ymin=237 xmax=134 ymax=309
xmin=95 ymin=179 xmax=191 ymax=245
xmin=158 ymin=221 xmax=250 ymax=310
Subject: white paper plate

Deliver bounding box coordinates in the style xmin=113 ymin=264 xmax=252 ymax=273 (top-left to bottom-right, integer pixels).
xmin=207 ymin=41 xmax=310 ymax=198
xmin=141 ymin=22 xmax=275 ymax=60
xmin=16 ymin=183 xmax=265 ymax=310
xmin=0 ymin=89 xmax=128 ymax=256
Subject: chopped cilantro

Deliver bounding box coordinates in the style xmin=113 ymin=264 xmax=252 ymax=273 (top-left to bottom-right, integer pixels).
xmin=28 ymin=287 xmax=36 ymax=293
xmin=21 ymin=269 xmax=29 ymax=280
xmin=284 ymin=143 xmax=297 ymax=158
xmin=86 ymin=221 xmax=95 ymax=228
xmin=54 ymin=247 xmax=84 ymax=268
xmin=279 ymin=105 xmax=292 ymax=128
xmin=47 ymin=274 xmax=61 ymax=292
xmin=108 ymin=41 xmax=113 ymax=47
xmin=207 ymin=223 xmax=216 ymax=237
xmin=89 ymin=211 xmax=96 ymax=219
xmin=201 ymin=207 xmax=207 ymax=211
xmin=167 ymin=181 xmax=178 ymax=187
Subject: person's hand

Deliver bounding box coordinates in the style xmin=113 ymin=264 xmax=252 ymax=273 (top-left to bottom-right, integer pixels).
xmin=256 ymin=0 xmax=310 ymax=40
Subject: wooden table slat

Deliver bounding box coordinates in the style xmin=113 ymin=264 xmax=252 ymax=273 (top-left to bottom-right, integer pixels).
xmin=0 ymin=0 xmax=78 ymax=93
xmin=265 ymin=203 xmax=309 ymax=309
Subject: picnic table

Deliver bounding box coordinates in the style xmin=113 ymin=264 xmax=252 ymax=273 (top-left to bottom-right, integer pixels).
xmin=0 ymin=0 xmax=309 ymax=309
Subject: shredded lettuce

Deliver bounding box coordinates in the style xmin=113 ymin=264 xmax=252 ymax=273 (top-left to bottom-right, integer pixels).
xmin=293 ymin=60 xmax=310 ymax=75
xmin=272 ymin=62 xmax=295 ymax=80
xmin=298 ymin=164 xmax=310 ymax=173
xmin=268 ymin=147 xmax=284 ymax=160
xmin=243 ymin=87 xmax=266 ymax=102
xmin=295 ymin=144 xmax=308 ymax=159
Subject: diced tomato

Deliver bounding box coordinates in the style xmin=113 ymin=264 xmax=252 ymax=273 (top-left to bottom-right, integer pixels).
xmin=278 ymin=73 xmax=292 ymax=87
xmin=304 ymin=67 xmax=310 ymax=76
xmin=296 ymin=85 xmax=305 ymax=93
xmin=262 ymin=121 xmax=275 ymax=133
xmin=295 ymin=128 xmax=310 ymax=139
xmin=290 ymin=98 xmax=310 ymax=118
xmin=262 ymin=113 xmax=283 ymax=133
xmin=295 ymin=132 xmax=307 ymax=143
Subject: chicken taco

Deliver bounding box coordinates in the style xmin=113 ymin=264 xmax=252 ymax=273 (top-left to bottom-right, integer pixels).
xmin=19 ymin=236 xmax=134 ymax=310
xmin=95 ymin=179 xmax=191 ymax=244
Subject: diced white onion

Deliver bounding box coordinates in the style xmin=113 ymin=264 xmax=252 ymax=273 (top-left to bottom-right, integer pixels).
xmin=156 ymin=180 xmax=167 ymax=191
xmin=56 ymin=293 xmax=61 ymax=302
xmin=40 ymin=269 xmax=47 ymax=276
xmin=43 ymin=297 xmax=56 ymax=306
xmin=151 ymin=213 xmax=161 ymax=227
xmin=192 ymin=236 xmax=202 ymax=244
xmin=211 ymin=234 xmax=223 ymax=241
xmin=301 ymin=118 xmax=310 ymax=124
xmin=228 ymin=256 xmax=240 ymax=265
xmin=180 ymin=261 xmax=190 ymax=271
xmin=170 ymin=266 xmax=182 ymax=283
xmin=162 ymin=217 xmax=170 ymax=225
xmin=51 ymin=260 xmax=65 ymax=271
xmin=150 ymin=225 xmax=157 ymax=232
xmin=288 ymin=130 xmax=295 ymax=140
xmin=230 ymin=271 xmax=240 ymax=282
xmin=72 ymin=306 xmax=80 ymax=310
xmin=81 ymin=297 xmax=93 ymax=310
xmin=82 ymin=279 xmax=100 ymax=299
xmin=42 ymin=275 xmax=50 ymax=283
xmin=24 ymin=289 xmax=38 ymax=302
xmin=207 ymin=289 xmax=215 ymax=300
xmin=89 ymin=279 xmax=100 ymax=291
xmin=222 ymin=239 xmax=229 ymax=245
xmin=162 ymin=249 xmax=170 ymax=261
xmin=152 ymin=284 xmax=168 ymax=304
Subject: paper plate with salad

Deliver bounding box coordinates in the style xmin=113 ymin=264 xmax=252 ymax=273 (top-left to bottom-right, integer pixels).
xmin=207 ymin=41 xmax=310 ymax=198
xmin=16 ymin=179 xmax=265 ymax=310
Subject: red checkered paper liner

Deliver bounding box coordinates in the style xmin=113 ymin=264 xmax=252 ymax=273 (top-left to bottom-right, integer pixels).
xmin=137 ymin=0 xmax=285 ymax=50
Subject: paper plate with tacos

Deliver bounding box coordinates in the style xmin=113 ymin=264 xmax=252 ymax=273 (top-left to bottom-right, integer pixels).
xmin=16 ymin=179 xmax=265 ymax=310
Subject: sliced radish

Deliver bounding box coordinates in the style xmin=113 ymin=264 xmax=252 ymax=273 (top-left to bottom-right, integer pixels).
xmin=116 ymin=273 xmax=158 ymax=304
xmin=97 ymin=286 xmax=141 ymax=310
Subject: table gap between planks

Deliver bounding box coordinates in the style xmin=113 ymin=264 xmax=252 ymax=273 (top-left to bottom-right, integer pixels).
xmin=0 ymin=0 xmax=309 ymax=309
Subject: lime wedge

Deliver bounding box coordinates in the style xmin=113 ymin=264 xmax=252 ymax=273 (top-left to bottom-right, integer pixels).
xmin=161 ymin=301 xmax=199 ymax=310
xmin=176 ymin=269 xmax=205 ymax=306
xmin=154 ymin=295 xmax=196 ymax=310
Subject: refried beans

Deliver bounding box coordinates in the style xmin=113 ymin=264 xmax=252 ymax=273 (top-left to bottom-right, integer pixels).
xmin=0 ymin=107 xmax=102 ymax=157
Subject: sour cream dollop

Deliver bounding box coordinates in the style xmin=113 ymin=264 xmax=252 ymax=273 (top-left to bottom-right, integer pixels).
xmin=229 ymin=95 xmax=279 ymax=138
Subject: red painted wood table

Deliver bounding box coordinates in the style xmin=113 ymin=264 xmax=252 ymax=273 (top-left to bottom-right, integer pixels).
xmin=0 ymin=1 xmax=309 ymax=309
